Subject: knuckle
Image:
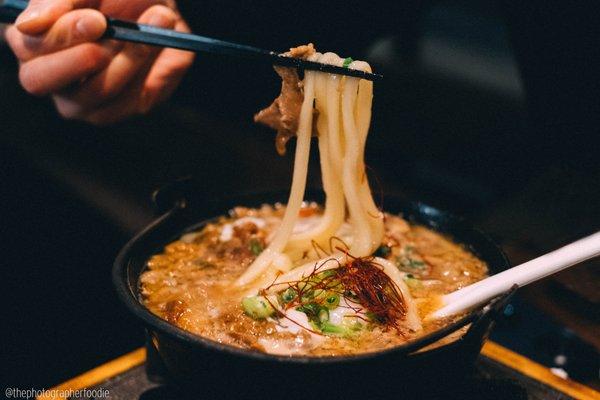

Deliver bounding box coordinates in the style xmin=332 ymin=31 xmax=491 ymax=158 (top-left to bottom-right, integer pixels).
xmin=4 ymin=26 xmax=18 ymax=46
xmin=78 ymin=43 xmax=110 ymax=71
xmin=142 ymin=5 xmax=177 ymax=27
xmin=47 ymin=27 xmax=71 ymax=49
xmin=19 ymin=65 xmax=45 ymax=96
xmin=69 ymin=10 xmax=106 ymax=42
xmin=174 ymin=54 xmax=195 ymax=73
xmin=148 ymin=4 xmax=177 ymax=17
xmin=53 ymin=97 xmax=84 ymax=120
xmin=5 ymin=29 xmax=28 ymax=61
xmin=58 ymin=108 xmax=82 ymax=120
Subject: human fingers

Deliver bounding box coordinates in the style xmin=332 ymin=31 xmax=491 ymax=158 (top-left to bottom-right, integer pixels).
xmin=52 ymin=5 xmax=177 ymax=116
xmin=6 ymin=9 xmax=106 ymax=62
xmin=56 ymin=32 xmax=191 ymax=125
xmin=18 ymin=41 xmax=116 ymax=96
xmin=79 ymin=42 xmax=195 ymax=125
xmin=15 ymin=0 xmax=98 ymax=35
xmin=138 ymin=19 xmax=195 ymax=112
xmin=74 ymin=69 xmax=148 ymax=125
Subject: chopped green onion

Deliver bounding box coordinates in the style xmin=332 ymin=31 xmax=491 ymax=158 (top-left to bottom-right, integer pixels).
xmin=296 ymin=302 xmax=321 ymax=317
xmin=242 ymin=296 xmax=275 ymax=319
xmin=313 ymin=269 xmax=336 ymax=281
xmin=343 ymin=57 xmax=354 ymax=68
xmin=325 ymin=294 xmax=340 ymax=309
xmin=366 ymin=311 xmax=378 ymax=322
xmin=403 ymin=275 xmax=423 ymax=290
xmin=396 ymin=246 xmax=425 ymax=269
xmin=318 ymin=308 xmax=329 ymax=323
xmin=312 ymin=289 xmax=326 ymax=301
xmin=249 ymin=239 xmax=263 ymax=256
xmin=374 ymin=245 xmax=391 ymax=258
xmin=320 ymin=321 xmax=363 ymax=337
xmin=280 ymin=288 xmax=297 ymax=303
xmin=351 ymin=322 xmax=364 ymax=332
xmin=297 ymin=281 xmax=309 ymax=292
xmin=320 ymin=322 xmax=346 ymax=335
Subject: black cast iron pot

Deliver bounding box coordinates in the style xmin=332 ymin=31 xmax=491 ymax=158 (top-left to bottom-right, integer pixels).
xmin=113 ymin=179 xmax=513 ymax=399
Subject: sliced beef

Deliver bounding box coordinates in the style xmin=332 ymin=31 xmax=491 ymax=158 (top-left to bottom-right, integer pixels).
xmin=254 ymin=44 xmax=316 ymax=155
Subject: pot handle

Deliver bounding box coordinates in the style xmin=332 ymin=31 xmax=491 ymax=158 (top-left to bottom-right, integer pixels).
xmin=145 ymin=331 xmax=170 ymax=384
xmin=151 ymin=176 xmax=194 ymax=214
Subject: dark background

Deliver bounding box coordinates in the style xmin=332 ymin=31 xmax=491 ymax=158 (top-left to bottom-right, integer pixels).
xmin=1 ymin=0 xmax=599 ymax=390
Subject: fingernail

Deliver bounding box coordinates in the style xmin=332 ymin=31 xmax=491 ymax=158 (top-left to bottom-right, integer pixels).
xmin=16 ymin=9 xmax=41 ymax=30
xmin=75 ymin=15 xmax=105 ymax=38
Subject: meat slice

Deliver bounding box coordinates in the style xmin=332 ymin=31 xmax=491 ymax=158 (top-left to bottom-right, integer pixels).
xmin=287 ymin=43 xmax=316 ymax=59
xmin=254 ymin=44 xmax=316 ymax=155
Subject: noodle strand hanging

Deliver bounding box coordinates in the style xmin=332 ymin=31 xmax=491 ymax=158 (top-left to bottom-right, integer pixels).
xmin=238 ymin=49 xmax=384 ymax=286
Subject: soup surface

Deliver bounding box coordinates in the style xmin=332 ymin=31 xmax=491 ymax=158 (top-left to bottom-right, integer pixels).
xmin=140 ymin=204 xmax=488 ymax=356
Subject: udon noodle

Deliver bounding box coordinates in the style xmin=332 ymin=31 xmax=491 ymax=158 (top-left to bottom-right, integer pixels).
xmin=237 ymin=47 xmax=385 ymax=289
xmin=140 ymin=45 xmax=488 ymax=356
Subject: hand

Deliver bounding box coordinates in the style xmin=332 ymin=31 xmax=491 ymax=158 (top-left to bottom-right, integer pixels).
xmin=4 ymin=0 xmax=195 ymax=124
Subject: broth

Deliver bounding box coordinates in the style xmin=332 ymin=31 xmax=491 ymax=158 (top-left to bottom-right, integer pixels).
xmin=140 ymin=204 xmax=487 ymax=356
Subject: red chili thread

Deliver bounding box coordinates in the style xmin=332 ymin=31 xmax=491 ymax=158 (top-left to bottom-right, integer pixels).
xmin=261 ymin=252 xmax=407 ymax=334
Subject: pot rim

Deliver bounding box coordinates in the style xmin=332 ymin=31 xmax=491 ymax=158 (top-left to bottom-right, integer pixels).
xmin=113 ymin=196 xmax=510 ymax=365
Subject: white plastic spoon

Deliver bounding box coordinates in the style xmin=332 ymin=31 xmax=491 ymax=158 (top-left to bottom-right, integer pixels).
xmin=430 ymin=231 xmax=600 ymax=319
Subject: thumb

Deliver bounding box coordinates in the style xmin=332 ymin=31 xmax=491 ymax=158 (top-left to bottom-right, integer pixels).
xmin=15 ymin=0 xmax=76 ymax=35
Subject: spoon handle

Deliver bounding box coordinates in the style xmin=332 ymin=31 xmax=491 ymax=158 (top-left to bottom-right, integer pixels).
xmin=431 ymin=231 xmax=600 ymax=319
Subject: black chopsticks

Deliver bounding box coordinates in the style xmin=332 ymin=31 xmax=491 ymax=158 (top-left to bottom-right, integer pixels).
xmin=0 ymin=0 xmax=382 ymax=81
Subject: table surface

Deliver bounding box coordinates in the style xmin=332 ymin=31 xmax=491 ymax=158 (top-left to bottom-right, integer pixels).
xmin=36 ymin=341 xmax=599 ymax=400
